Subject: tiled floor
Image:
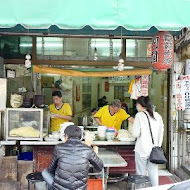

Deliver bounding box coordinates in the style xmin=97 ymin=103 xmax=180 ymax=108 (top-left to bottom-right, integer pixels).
xmin=159 ymin=176 xmax=175 ymax=185
xmin=107 ymin=170 xmax=176 ymax=190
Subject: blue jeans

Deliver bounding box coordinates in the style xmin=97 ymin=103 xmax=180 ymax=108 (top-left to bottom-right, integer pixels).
xmin=42 ymin=169 xmax=54 ymax=189
xmin=135 ymin=152 xmax=158 ymax=186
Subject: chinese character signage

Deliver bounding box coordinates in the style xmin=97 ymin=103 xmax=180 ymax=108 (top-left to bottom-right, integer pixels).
xmin=152 ymin=37 xmax=159 ymax=63
xmin=182 ymin=75 xmax=190 ymax=110
xmin=109 ymin=76 xmax=130 ymax=83
xmin=128 ymin=75 xmax=149 ymax=100
xmin=175 ymin=75 xmax=190 ymax=110
xmin=176 ymin=80 xmax=184 ymax=110
xmin=141 ymin=75 xmax=149 ymax=96
xmin=152 ymin=31 xmax=174 ymax=71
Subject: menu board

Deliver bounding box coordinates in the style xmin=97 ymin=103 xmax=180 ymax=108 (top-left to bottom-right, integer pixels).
xmin=175 ymin=75 xmax=190 ymax=110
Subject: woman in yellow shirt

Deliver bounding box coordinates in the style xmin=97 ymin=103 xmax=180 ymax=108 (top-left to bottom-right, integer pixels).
xmin=94 ymin=99 xmax=134 ymax=131
xmin=49 ymin=91 xmax=72 ymax=132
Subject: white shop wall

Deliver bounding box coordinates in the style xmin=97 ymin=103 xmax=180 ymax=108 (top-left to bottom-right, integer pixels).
xmin=72 ymin=77 xmax=102 ymax=124
xmin=91 ymin=77 xmax=102 ymax=109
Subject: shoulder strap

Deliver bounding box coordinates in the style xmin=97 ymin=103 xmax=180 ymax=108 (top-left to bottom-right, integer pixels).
xmin=143 ymin=112 xmax=154 ymax=145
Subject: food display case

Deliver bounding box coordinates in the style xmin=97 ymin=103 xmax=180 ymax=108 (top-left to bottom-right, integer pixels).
xmin=6 ymin=108 xmax=49 ymax=141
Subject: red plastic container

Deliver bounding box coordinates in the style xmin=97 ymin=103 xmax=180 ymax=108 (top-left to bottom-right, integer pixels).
xmin=87 ymin=179 xmax=103 ymax=190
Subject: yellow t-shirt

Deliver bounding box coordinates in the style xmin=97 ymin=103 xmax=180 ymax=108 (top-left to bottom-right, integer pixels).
xmin=128 ymin=79 xmax=135 ymax=94
xmin=49 ymin=103 xmax=72 ymax=132
xmin=94 ymin=105 xmax=130 ymax=131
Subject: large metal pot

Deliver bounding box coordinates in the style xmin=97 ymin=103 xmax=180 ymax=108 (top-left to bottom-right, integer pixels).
xmin=34 ymin=95 xmax=45 ymax=108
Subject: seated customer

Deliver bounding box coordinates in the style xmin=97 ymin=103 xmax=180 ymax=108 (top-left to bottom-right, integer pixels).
xmin=42 ymin=125 xmax=103 ymax=190
xmin=98 ymin=96 xmax=108 ymax=107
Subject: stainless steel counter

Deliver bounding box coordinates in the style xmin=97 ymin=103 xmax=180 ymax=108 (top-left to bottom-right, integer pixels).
xmin=0 ymin=141 xmax=16 ymax=145
xmin=98 ymin=148 xmax=127 ymax=167
xmin=20 ymin=140 xmax=135 ymax=146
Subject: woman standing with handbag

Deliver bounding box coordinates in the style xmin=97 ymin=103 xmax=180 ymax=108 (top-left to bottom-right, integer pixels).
xmin=132 ymin=96 xmax=164 ymax=186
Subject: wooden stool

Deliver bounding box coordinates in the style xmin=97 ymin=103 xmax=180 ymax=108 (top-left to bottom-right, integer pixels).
xmin=26 ymin=172 xmax=44 ymax=190
xmin=126 ymin=174 xmax=151 ymax=190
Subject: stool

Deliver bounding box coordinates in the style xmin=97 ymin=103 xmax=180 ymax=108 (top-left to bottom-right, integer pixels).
xmin=126 ymin=174 xmax=151 ymax=190
xmin=26 ymin=172 xmax=44 ymax=190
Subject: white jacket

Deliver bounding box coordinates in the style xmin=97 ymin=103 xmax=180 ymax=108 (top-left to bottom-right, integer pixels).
xmin=132 ymin=111 xmax=164 ymax=158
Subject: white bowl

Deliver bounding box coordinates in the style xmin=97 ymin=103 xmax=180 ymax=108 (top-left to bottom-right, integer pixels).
xmin=99 ymin=136 xmax=106 ymax=141
xmin=52 ymin=131 xmax=60 ymax=139
xmin=106 ymin=132 xmax=115 ymax=141
xmin=60 ymin=122 xmax=74 ymax=128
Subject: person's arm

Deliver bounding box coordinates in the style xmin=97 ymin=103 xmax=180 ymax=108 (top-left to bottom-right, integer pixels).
xmin=128 ymin=117 xmax=134 ymax=123
xmin=158 ymin=116 xmax=164 ymax=147
xmin=94 ymin=117 xmax=102 ymax=126
xmin=54 ymin=115 xmax=72 ymax=121
xmin=54 ymin=104 xmax=72 ymax=121
xmin=89 ymin=149 xmax=104 ymax=172
xmin=121 ymin=110 xmax=134 ymax=123
xmin=132 ymin=114 xmax=141 ymax=138
xmin=47 ymin=146 xmax=58 ymax=175
xmin=93 ymin=107 xmax=104 ymax=125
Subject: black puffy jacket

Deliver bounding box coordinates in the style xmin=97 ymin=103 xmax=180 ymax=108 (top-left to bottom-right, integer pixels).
xmin=47 ymin=138 xmax=104 ymax=190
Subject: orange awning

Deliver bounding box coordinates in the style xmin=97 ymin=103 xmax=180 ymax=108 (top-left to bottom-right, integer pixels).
xmin=33 ymin=65 xmax=152 ymax=77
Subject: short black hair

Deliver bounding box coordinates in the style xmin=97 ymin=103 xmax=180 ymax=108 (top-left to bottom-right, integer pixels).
xmin=52 ymin=91 xmax=62 ymax=98
xmin=64 ymin=125 xmax=82 ymax=139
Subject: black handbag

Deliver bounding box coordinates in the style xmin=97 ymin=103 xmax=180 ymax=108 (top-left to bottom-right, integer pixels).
xmin=144 ymin=112 xmax=167 ymax=164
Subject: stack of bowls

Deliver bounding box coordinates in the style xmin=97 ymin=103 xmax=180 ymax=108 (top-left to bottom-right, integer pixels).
xmin=97 ymin=126 xmax=107 ymax=140
xmin=10 ymin=93 xmax=23 ymax=108
xmin=106 ymin=128 xmax=116 ymax=141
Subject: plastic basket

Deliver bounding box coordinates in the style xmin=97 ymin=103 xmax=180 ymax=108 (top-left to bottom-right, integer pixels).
xmin=18 ymin=152 xmax=33 ymax=161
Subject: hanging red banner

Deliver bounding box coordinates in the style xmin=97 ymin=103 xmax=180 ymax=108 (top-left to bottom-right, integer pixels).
xmin=105 ymin=82 xmax=109 ymax=92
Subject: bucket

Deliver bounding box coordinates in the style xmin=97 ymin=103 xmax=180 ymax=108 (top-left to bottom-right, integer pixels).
xmin=23 ymin=98 xmax=33 ymax=108
xmin=78 ymin=117 xmax=83 ymax=126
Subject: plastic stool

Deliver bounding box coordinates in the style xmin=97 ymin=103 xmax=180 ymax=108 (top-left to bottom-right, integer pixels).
xmin=126 ymin=174 xmax=151 ymax=190
xmin=26 ymin=172 xmax=44 ymax=190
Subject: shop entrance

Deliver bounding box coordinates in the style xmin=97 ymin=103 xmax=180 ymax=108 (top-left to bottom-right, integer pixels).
xmin=38 ymin=71 xmax=169 ymax=159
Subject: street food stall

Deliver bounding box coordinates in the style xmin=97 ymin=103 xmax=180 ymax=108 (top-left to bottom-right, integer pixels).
xmin=0 ymin=66 xmax=155 ymax=175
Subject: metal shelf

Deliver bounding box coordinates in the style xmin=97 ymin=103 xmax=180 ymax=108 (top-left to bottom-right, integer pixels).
xmin=20 ymin=140 xmax=135 ymax=146
xmin=0 ymin=141 xmax=16 ymax=145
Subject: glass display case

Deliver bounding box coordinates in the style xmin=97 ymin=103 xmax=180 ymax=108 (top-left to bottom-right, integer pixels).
xmin=6 ymin=108 xmax=49 ymax=141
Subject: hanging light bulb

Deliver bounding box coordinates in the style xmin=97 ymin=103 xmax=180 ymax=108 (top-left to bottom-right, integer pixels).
xmin=94 ymin=47 xmax=98 ymax=61
xmin=25 ymin=54 xmax=31 ymax=69
xmin=118 ymin=62 xmax=124 ymax=71
xmin=117 ymin=53 xmax=124 ymax=71
xmin=117 ymin=27 xmax=125 ymax=71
